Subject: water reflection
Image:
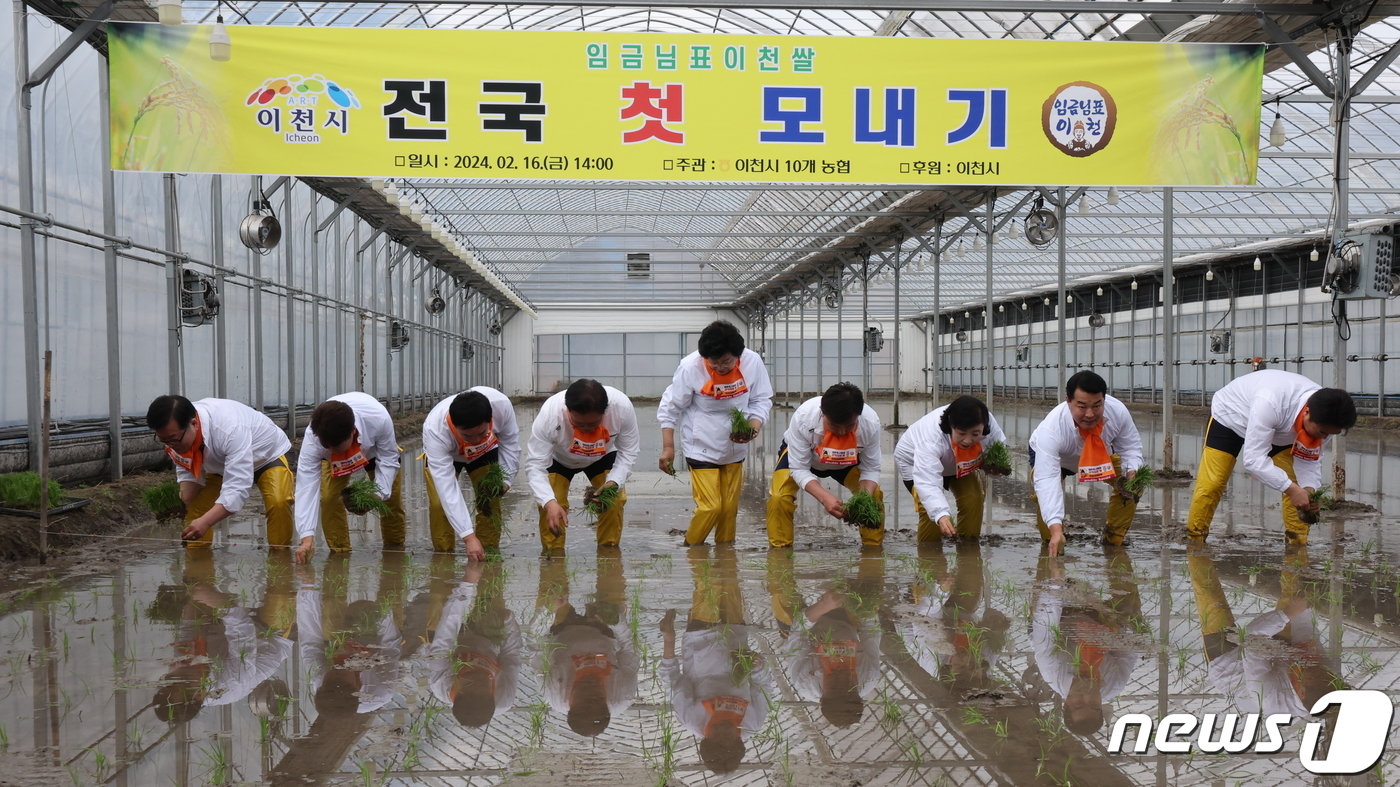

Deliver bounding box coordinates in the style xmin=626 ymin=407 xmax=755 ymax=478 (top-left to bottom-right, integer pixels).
xmin=899 ymin=543 xmax=1009 ymax=700
xmin=425 ymin=556 xmax=522 ymax=729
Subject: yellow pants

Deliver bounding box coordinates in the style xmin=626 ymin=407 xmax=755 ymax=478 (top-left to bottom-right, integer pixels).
xmin=766 ymin=467 xmax=884 ymax=547
xmin=425 ymin=462 xmax=506 ymax=552
xmin=910 ymin=474 xmax=986 ymax=543
xmin=685 ymin=462 xmax=744 ymax=545
xmin=183 ymin=458 xmax=295 ymax=548
xmin=538 ymin=471 xmax=626 ymax=551
xmin=1186 ymin=421 xmax=1309 ymax=543
xmin=1186 ymin=545 xmax=1235 ymax=660
xmin=320 ymin=461 xmax=406 ymax=550
xmin=1030 ymin=454 xmax=1137 ymax=546
xmin=688 ymin=545 xmax=744 ymax=625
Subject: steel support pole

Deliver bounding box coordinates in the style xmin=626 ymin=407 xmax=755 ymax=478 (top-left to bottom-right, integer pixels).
xmin=310 ymin=195 xmax=321 ymax=403
xmin=932 ymin=237 xmax=941 ymax=402
xmin=799 ymin=293 xmax=806 ymax=401
xmin=984 ymin=197 xmax=994 ymax=407
xmin=13 ymin=0 xmax=43 ymax=471
xmin=1330 ymin=37 xmax=1353 ymax=499
xmin=862 ymin=256 xmax=870 ymax=392
xmin=283 ymin=181 xmax=297 ymax=435
xmin=163 ymin=174 xmax=182 ymax=393
xmin=213 ymin=177 xmax=228 ymax=399
xmin=893 ymin=247 xmax=903 ymax=426
xmin=1163 ymin=188 xmax=1177 ymax=470
xmin=99 ymin=57 xmax=123 ymax=480
xmin=815 ymin=284 xmax=823 ymax=387
xmin=1057 ymin=188 xmax=1068 ymax=390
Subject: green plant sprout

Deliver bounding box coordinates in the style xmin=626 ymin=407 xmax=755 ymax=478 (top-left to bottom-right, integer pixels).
xmin=843 ymin=491 xmax=884 ymax=529
xmin=141 ymin=481 xmax=183 ymax=517
xmin=728 ymin=408 xmax=755 ymax=441
xmin=344 ymin=478 xmax=390 ymax=516
xmin=983 ymin=441 xmax=1013 ymax=474
xmin=0 ymin=472 xmax=64 ymax=509
xmin=584 ymin=484 xmax=621 ymax=516
xmin=475 ymin=463 xmax=507 ymax=500
xmin=1123 ymin=466 xmax=1156 ymax=496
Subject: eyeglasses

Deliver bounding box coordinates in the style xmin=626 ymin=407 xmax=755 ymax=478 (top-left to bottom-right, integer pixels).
xmin=154 ymin=425 xmax=189 ymax=446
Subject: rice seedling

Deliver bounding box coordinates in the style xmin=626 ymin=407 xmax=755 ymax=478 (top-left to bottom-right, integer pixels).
xmin=0 ymin=472 xmax=64 ymax=509
xmin=584 ymin=484 xmax=621 ymax=516
xmin=728 ymin=408 xmax=755 ymax=441
xmin=1122 ymin=466 xmax=1156 ymax=496
xmin=983 ymin=440 xmax=1013 ymax=474
xmin=842 ymin=491 xmax=884 ymax=529
xmin=343 ymin=478 xmax=390 ymax=516
xmin=475 ymin=463 xmax=507 ymax=500
xmin=141 ymin=481 xmax=183 ymax=518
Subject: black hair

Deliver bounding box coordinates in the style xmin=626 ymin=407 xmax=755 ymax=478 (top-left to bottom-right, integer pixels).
xmin=449 ymin=390 xmax=494 ymax=428
xmin=310 ymin=400 xmax=356 ymax=447
xmin=939 ymin=395 xmax=990 ymax=434
xmin=1065 ymin=371 xmax=1108 ymax=399
xmin=820 ymin=382 xmax=864 ymax=425
xmin=564 ymin=379 xmax=609 ymax=415
xmin=697 ymin=320 xmax=745 ymax=360
xmin=1306 ymin=388 xmax=1357 ymax=430
xmin=146 ymin=394 xmax=197 ymax=431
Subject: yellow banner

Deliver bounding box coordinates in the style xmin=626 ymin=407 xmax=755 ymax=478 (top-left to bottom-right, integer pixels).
xmin=108 ymin=23 xmax=1263 ymax=186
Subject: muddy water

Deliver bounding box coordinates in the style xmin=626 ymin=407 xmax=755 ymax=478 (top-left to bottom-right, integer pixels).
xmin=0 ymin=401 xmax=1396 ymax=785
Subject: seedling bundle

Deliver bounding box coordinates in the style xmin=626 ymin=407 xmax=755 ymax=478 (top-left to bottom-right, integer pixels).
xmin=142 ymin=481 xmax=183 ymax=518
xmin=729 ymin=408 xmax=755 ymax=441
xmin=983 ymin=441 xmax=1013 ymax=474
xmin=344 ymin=478 xmax=391 ymax=516
xmin=0 ymin=472 xmax=64 ymax=510
xmin=843 ymin=491 xmax=884 ymax=529
xmin=1122 ymin=466 xmax=1156 ymax=496
xmin=585 ymin=484 xmax=621 ymax=516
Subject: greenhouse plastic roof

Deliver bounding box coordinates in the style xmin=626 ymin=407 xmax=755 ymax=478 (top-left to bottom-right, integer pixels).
xmin=40 ymin=0 xmax=1400 ymax=317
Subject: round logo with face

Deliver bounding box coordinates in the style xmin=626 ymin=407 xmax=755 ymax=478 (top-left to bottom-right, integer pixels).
xmin=1042 ymin=82 xmax=1116 ymax=157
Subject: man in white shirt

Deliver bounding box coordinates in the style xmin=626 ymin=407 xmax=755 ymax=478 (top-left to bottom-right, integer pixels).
xmin=765 ymin=382 xmax=884 ymax=547
xmin=893 ymin=395 xmax=1009 ymax=543
xmin=524 ymin=379 xmax=640 ymax=552
xmin=1028 ymin=372 xmax=1144 ymax=556
xmin=422 ymin=387 xmax=520 ymax=561
xmin=657 ymin=320 xmax=774 ymax=545
xmin=147 ymin=395 xmax=295 ymax=548
xmin=423 ymin=560 xmax=522 ymax=729
xmin=1185 ymin=370 xmax=1355 ymax=545
xmin=293 ymin=393 xmax=404 ymax=564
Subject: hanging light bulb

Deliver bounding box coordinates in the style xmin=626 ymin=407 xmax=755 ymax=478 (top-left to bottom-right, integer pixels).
xmin=973 ymin=233 xmax=984 ymax=251
xmin=1269 ymin=103 xmax=1286 ymax=147
xmin=1106 ymin=186 xmax=1120 ymax=205
xmin=1077 ymin=195 xmax=1089 ymax=216
xmin=1096 ymin=286 xmax=1104 ymax=296
xmin=208 ymin=15 xmax=231 ymax=61
xmin=998 ymin=304 xmax=1005 ymax=312
xmin=157 ymin=0 xmax=182 ymax=25
xmin=1130 ymin=279 xmax=1138 ymax=291
xmin=1206 ymin=268 xmax=1215 ymax=282
xmin=1066 ymin=294 xmax=1074 ymax=303
xmin=949 ymin=316 xmax=955 ymax=325
xmin=1253 ymin=256 xmax=1262 ymax=271
xmin=1021 ymin=301 xmax=1028 ymax=311
xmin=1043 ymin=297 xmax=1051 ymax=306
xmin=1310 ymin=247 xmax=1319 ymax=262
xmin=964 ymin=310 xmax=971 ymax=318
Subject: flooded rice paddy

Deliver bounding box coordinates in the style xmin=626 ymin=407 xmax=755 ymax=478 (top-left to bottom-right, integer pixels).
xmin=0 ymin=400 xmax=1396 ymax=785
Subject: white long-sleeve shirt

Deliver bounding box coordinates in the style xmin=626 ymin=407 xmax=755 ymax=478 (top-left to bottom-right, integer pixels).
xmin=297 ymin=588 xmax=403 ymax=714
xmin=894 ymin=405 xmax=1007 ymax=524
xmin=897 ymin=590 xmax=1005 ymax=679
xmin=542 ymin=617 xmax=639 ymax=719
xmin=201 ymin=606 xmax=294 ymax=707
xmin=1206 ymin=607 xmax=1320 ymax=719
xmin=1028 ymin=396 xmax=1143 ymax=528
xmin=524 ymin=386 xmax=640 ymax=506
xmin=423 ymin=582 xmax=523 ymax=711
xmin=423 ymin=387 xmax=520 ymax=538
xmin=173 ymin=398 xmax=292 ymax=514
xmin=780 ymin=614 xmax=882 ymax=703
xmin=1210 ymin=370 xmax=1326 ymax=493
xmin=1031 ymin=580 xmax=1140 ymax=704
xmin=657 ymin=348 xmax=774 ymax=465
xmin=661 ymin=625 xmax=774 ymax=739
xmin=294 ymin=392 xmax=401 ymax=541
xmin=782 ymin=396 xmax=883 ymax=491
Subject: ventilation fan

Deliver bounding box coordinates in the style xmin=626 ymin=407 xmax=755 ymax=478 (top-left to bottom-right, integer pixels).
xmin=1323 ymin=233 xmax=1395 ymax=300
xmin=179 ymin=269 xmax=220 ymax=327
xmin=239 ymin=198 xmax=281 ymax=252
xmin=863 ymin=326 xmax=884 ymax=353
xmin=460 ymin=340 xmax=475 ymax=361
xmin=1023 ymin=196 xmax=1059 ymax=248
xmin=488 ymin=321 xmax=503 ymax=335
xmin=1209 ymin=331 xmax=1231 ymax=354
xmin=824 ymin=287 xmax=843 ymax=309
xmin=425 ymin=288 xmax=446 ymax=315
xmin=1015 ymin=345 xmax=1030 ymax=364
xmin=1087 ymin=311 xmax=1106 ymax=329
xmin=389 ymin=321 xmax=411 ymax=351
xmin=954 ymin=329 xmax=968 ymax=342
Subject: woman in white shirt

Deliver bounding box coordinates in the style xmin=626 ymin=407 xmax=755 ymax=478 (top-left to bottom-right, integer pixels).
xmin=893 ymin=395 xmax=1008 ymax=543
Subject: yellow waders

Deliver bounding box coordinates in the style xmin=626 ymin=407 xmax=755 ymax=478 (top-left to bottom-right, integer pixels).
xmin=320 ymin=459 xmax=407 ymax=551
xmin=684 ymin=462 xmax=745 ymax=545
xmin=182 ymin=457 xmax=295 ymax=549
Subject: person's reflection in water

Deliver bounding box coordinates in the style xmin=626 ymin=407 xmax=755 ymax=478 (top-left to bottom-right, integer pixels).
xmin=1029 ymin=546 xmax=1145 ymax=736
xmin=660 ymin=545 xmax=774 ymax=774
xmin=298 ymin=552 xmax=409 ymax=719
xmin=899 ymin=542 xmax=1009 ymax=698
xmin=152 ymin=551 xmax=294 ymax=723
xmin=423 ymin=556 xmax=522 ymax=728
xmin=769 ymin=547 xmax=884 ymax=728
xmin=1188 ymin=543 xmax=1343 ymax=718
xmin=537 ymin=547 xmax=638 ymax=737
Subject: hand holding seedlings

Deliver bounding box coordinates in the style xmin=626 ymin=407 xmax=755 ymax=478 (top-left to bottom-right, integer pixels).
xmin=343 ymin=478 xmax=390 ymax=516
xmin=658 ymin=445 xmax=677 ymax=476
xmin=982 ymin=441 xmax=1013 ymax=476
xmin=1117 ymin=466 xmax=1155 ymax=501
xmin=843 ymin=491 xmax=884 ymax=529
xmin=584 ymin=482 xmax=621 ymax=516
xmin=1298 ymin=487 xmax=1333 ymax=524
xmin=728 ymin=408 xmax=757 ymax=443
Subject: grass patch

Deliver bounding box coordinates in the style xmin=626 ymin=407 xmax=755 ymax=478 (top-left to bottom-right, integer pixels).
xmin=729 ymin=408 xmax=755 ymax=441
xmin=141 ymin=481 xmax=183 ymax=518
xmin=843 ymin=491 xmax=884 ymax=529
xmin=983 ymin=440 xmax=1012 ymax=474
xmin=0 ymin=472 xmax=65 ymax=510
xmin=1123 ymin=466 xmax=1156 ymax=496
xmin=584 ymin=484 xmax=621 ymax=516
xmin=343 ymin=478 xmax=390 ymax=516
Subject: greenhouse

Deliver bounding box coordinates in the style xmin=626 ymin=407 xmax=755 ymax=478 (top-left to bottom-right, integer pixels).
xmin=0 ymin=0 xmax=1397 ymax=783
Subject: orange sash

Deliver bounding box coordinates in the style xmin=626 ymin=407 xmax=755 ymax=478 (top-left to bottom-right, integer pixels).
xmin=702 ymin=695 xmax=750 ymax=736
xmin=1291 ymin=408 xmax=1323 ymax=461
xmin=1070 ymin=618 xmax=1113 ymax=677
xmin=950 ymin=442 xmax=984 ymax=478
xmin=447 ymin=413 xmax=498 ymax=462
xmin=568 ymin=424 xmax=611 ymax=458
xmin=814 ymin=431 xmax=859 ymax=466
xmin=1076 ymin=422 xmax=1116 ymax=483
xmin=449 ymin=649 xmax=500 ymax=701
xmin=165 ymin=420 xmax=206 ymax=478
xmin=815 ymin=639 xmax=859 ymax=676
xmin=570 ymin=651 xmax=613 ymax=685
xmin=699 ymin=360 xmax=748 ymax=400
xmin=328 ymin=439 xmax=370 ymax=477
